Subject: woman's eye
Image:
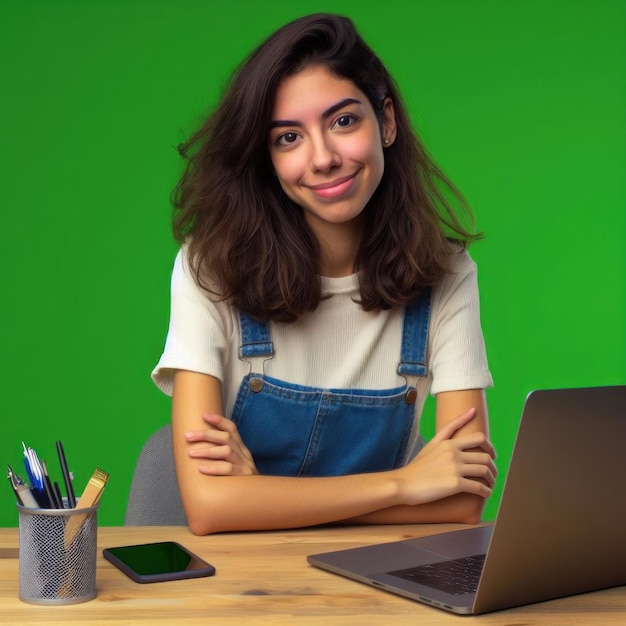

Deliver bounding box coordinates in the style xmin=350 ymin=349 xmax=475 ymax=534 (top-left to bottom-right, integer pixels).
xmin=332 ymin=114 xmax=357 ymax=129
xmin=276 ymin=132 xmax=300 ymax=146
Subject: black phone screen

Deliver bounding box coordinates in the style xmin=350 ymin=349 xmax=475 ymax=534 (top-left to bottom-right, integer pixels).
xmin=103 ymin=541 xmax=216 ymax=583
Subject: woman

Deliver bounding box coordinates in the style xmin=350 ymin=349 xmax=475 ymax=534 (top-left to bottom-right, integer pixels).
xmin=152 ymin=13 xmax=496 ymax=535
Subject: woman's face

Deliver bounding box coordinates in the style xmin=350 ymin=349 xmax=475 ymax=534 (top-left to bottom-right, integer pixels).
xmin=268 ymin=65 xmax=396 ymax=241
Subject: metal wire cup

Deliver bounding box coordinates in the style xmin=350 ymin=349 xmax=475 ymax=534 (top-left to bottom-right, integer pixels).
xmin=17 ymin=502 xmax=99 ymax=605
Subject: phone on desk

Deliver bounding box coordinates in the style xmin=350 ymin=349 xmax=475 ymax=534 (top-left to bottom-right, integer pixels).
xmin=103 ymin=541 xmax=216 ymax=583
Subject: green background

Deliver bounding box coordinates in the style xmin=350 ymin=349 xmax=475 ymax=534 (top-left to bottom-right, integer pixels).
xmin=1 ymin=0 xmax=624 ymax=527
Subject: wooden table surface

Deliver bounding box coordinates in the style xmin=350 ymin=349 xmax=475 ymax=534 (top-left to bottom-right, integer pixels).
xmin=1 ymin=524 xmax=625 ymax=625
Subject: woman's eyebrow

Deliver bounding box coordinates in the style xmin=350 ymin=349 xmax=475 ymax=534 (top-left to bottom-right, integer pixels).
xmin=269 ymin=98 xmax=363 ymax=129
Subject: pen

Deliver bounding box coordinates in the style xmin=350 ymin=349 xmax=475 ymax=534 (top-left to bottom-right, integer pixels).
xmin=22 ymin=442 xmax=39 ymax=489
xmin=56 ymin=440 xmax=76 ymax=508
xmin=22 ymin=442 xmax=51 ymax=508
xmin=53 ymin=481 xmax=64 ymax=508
xmin=42 ymin=459 xmax=63 ymax=509
xmin=7 ymin=465 xmax=39 ymax=508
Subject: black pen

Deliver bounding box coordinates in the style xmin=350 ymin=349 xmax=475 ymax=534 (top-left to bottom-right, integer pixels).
xmin=56 ymin=440 xmax=76 ymax=508
xmin=42 ymin=459 xmax=63 ymax=509
xmin=37 ymin=459 xmax=58 ymax=509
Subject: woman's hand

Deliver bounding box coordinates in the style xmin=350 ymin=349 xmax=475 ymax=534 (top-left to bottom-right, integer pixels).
xmin=184 ymin=413 xmax=259 ymax=476
xmin=393 ymin=408 xmax=497 ymax=506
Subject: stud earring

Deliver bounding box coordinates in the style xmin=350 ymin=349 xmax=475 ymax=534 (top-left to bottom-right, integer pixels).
xmin=384 ymin=139 xmax=390 ymax=145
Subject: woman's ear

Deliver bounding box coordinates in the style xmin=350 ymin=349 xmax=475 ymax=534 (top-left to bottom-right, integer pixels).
xmin=381 ymin=97 xmax=397 ymax=147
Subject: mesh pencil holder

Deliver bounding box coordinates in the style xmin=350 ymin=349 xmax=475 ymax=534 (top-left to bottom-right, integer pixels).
xmin=17 ymin=502 xmax=99 ymax=605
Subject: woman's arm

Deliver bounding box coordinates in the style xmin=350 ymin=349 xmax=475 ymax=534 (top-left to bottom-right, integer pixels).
xmin=347 ymin=251 xmax=497 ymax=525
xmin=345 ymin=388 xmax=494 ymax=525
xmin=172 ymin=371 xmax=496 ymax=535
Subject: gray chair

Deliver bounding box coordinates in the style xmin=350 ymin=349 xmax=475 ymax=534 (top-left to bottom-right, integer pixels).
xmin=124 ymin=424 xmax=188 ymax=526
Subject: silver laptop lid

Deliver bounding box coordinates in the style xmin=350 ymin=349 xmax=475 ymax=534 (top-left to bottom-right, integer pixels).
xmin=474 ymin=386 xmax=626 ymax=613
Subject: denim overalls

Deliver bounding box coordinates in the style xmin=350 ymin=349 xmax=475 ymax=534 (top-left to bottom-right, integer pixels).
xmin=231 ymin=288 xmax=432 ymax=477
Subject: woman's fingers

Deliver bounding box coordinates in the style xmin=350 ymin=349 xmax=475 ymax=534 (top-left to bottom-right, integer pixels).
xmin=184 ymin=412 xmax=258 ymax=475
xmin=461 ymin=458 xmax=498 ymax=488
xmin=398 ymin=419 xmax=498 ymax=504
xmin=192 ymin=442 xmax=256 ymax=475
xmin=427 ymin=429 xmax=496 ymax=462
xmin=189 ymin=444 xmax=232 ymax=460
xmin=185 ymin=414 xmax=238 ymax=445
xmin=460 ymin=476 xmax=494 ymax=497
xmin=202 ymin=412 xmax=232 ymax=429
xmin=430 ymin=407 xmax=477 ymax=444
xmin=185 ymin=428 xmax=228 ymax=445
xmin=427 ymin=405 xmax=496 ymax=462
xmin=197 ymin=460 xmax=239 ymax=476
xmin=460 ymin=432 xmax=497 ymax=460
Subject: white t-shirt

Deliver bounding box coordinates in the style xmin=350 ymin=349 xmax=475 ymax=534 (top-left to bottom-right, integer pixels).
xmin=152 ymin=247 xmax=493 ymax=457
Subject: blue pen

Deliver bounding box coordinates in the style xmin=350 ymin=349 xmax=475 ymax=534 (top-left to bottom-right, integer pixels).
xmin=22 ymin=442 xmax=38 ymax=487
xmin=22 ymin=442 xmax=50 ymax=508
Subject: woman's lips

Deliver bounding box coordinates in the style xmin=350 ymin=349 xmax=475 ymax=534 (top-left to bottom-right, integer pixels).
xmin=307 ymin=173 xmax=357 ymax=199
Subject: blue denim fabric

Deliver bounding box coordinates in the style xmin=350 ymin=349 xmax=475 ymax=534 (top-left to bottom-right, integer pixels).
xmin=232 ymin=289 xmax=431 ymax=476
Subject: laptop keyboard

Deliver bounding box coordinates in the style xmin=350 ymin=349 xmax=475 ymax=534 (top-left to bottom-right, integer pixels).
xmin=388 ymin=554 xmax=486 ymax=596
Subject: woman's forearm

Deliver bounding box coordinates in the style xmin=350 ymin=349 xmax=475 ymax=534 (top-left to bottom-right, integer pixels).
xmin=341 ymin=493 xmax=487 ymax=527
xmin=181 ymin=471 xmax=402 ymax=535
xmin=182 ymin=474 xmax=487 ymax=535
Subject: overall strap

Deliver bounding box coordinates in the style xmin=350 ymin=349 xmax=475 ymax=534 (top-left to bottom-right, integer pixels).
xmin=397 ymin=287 xmax=432 ymax=379
xmin=237 ymin=311 xmax=274 ymax=359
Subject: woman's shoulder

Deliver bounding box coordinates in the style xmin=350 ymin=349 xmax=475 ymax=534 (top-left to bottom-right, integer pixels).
xmin=445 ymin=243 xmax=478 ymax=278
xmin=172 ymin=243 xmax=221 ymax=296
xmin=170 ymin=245 xmax=237 ymax=323
xmin=170 ymin=245 xmax=201 ymax=297
xmin=431 ymin=244 xmax=481 ymax=308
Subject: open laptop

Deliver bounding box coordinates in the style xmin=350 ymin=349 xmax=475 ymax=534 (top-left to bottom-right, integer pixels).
xmin=308 ymin=386 xmax=626 ymax=614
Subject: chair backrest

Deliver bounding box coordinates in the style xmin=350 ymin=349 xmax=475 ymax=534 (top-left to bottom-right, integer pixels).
xmin=124 ymin=424 xmax=187 ymax=526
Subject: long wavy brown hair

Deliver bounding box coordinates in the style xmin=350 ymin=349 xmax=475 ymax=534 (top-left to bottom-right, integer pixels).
xmin=172 ymin=13 xmax=480 ymax=323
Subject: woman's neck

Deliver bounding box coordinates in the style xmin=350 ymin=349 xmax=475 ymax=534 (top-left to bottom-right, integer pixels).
xmin=315 ymin=223 xmax=363 ymax=278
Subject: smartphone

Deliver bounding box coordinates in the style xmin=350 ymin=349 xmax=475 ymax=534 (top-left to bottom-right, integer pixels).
xmin=103 ymin=541 xmax=216 ymax=584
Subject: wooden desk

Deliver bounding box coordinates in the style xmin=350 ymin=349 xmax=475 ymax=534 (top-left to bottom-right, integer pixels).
xmin=1 ymin=524 xmax=624 ymax=625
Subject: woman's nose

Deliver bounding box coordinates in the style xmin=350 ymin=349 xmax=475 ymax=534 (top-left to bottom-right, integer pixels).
xmin=310 ymin=136 xmax=341 ymax=172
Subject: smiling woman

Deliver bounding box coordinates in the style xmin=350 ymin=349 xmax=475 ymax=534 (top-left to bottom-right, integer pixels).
xmin=151 ymin=13 xmax=495 ymax=535
xmin=268 ymin=66 xmax=395 ymax=275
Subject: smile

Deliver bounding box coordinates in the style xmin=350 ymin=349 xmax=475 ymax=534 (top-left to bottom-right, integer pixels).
xmin=307 ymin=172 xmax=358 ymax=199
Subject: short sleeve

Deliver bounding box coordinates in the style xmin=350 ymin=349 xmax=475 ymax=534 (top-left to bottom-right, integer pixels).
xmin=428 ymin=250 xmax=493 ymax=395
xmin=151 ymin=249 xmax=232 ymax=396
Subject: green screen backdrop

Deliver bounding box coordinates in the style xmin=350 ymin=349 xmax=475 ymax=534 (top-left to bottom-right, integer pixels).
xmin=1 ymin=0 xmax=624 ymax=527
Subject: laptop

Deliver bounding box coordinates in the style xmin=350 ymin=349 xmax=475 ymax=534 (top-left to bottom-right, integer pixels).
xmin=308 ymin=386 xmax=626 ymax=614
